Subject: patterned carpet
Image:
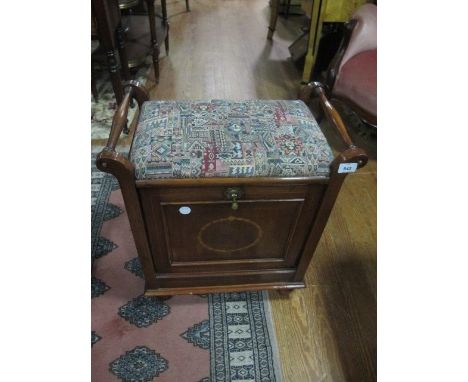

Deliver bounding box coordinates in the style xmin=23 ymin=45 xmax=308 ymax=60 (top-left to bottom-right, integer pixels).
xmin=91 ymin=154 xmax=283 ymax=382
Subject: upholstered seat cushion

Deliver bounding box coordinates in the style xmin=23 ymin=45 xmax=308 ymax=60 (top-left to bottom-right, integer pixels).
xmin=130 ymin=100 xmax=334 ymax=179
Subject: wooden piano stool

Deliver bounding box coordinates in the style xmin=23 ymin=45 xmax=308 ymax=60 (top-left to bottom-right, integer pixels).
xmin=97 ymin=81 xmax=368 ymax=296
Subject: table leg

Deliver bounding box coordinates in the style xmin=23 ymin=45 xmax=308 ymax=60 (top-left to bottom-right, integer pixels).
xmin=267 ymin=0 xmax=280 ymax=40
xmin=106 ymin=48 xmax=124 ymax=104
xmin=285 ymin=0 xmax=292 ymax=19
xmin=91 ymin=60 xmax=99 ymax=102
xmin=116 ymin=24 xmax=131 ymax=81
xmin=302 ymin=0 xmax=328 ymax=83
xmin=146 ymin=0 xmax=160 ymax=83
xmin=161 ymin=0 xmax=170 ymax=55
xmin=91 ymin=76 xmax=99 ymax=102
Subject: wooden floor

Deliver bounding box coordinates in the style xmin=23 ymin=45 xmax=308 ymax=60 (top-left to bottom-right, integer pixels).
xmin=269 ymin=144 xmax=377 ymax=382
xmin=147 ymin=0 xmax=303 ymax=100
xmin=111 ymin=1 xmax=377 ymax=380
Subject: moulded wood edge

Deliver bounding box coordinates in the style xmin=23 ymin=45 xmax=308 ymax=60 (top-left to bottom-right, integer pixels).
xmin=144 ymin=282 xmax=306 ymax=296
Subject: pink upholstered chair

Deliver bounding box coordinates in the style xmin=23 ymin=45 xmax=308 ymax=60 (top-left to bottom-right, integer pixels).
xmin=325 ymin=3 xmax=377 ymax=126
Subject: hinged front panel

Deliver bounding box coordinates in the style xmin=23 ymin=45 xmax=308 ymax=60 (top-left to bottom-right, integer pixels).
xmin=162 ymin=199 xmax=302 ymax=263
xmin=139 ymin=184 xmax=326 ymax=273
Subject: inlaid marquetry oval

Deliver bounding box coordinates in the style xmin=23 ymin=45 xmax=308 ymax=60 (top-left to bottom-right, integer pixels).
xmin=197 ymin=216 xmax=263 ymax=253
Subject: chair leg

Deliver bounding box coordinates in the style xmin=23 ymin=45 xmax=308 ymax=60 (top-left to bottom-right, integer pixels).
xmin=91 ymin=60 xmax=99 ymax=102
xmin=106 ymin=49 xmax=124 ymax=105
xmin=146 ymin=0 xmax=160 ymax=83
xmin=154 ymin=46 xmax=161 ymax=83
xmin=123 ymin=121 xmax=129 ymax=135
xmin=116 ymin=24 xmax=131 ymax=81
xmin=267 ymin=0 xmax=280 ymax=40
xmin=165 ymin=24 xmax=170 ymax=56
xmin=91 ymin=76 xmax=99 ymax=102
xmin=161 ymin=0 xmax=170 ymax=55
xmin=285 ymin=0 xmax=292 ymax=19
xmin=186 ymin=0 xmax=190 ymax=12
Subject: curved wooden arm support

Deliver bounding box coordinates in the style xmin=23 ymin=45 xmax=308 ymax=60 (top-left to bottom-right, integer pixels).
xmin=95 ymin=147 xmax=158 ymax=288
xmin=96 ymin=80 xmax=149 ymax=180
xmin=330 ymin=146 xmax=368 ymax=172
xmin=125 ymin=80 xmax=149 ymax=109
xmin=96 ymin=147 xmax=134 ymax=176
xmin=310 ymin=82 xmax=354 ymax=147
xmin=300 ymin=81 xmax=368 ymax=172
xmin=104 ymin=80 xmax=149 ymax=152
xmin=95 ymin=81 xmax=156 ymax=288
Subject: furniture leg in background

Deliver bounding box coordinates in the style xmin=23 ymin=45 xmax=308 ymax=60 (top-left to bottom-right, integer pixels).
xmin=145 ymin=0 xmax=161 ymax=82
xmin=118 ymin=0 xmax=169 ymax=83
xmin=267 ymin=0 xmax=280 ymax=40
xmin=92 ymin=0 xmax=129 ymax=105
xmin=105 ymin=49 xmax=124 ymax=104
xmin=186 ymin=0 xmax=190 ymax=12
xmin=91 ymin=77 xmax=99 ymax=102
xmin=91 ymin=43 xmax=100 ymax=102
xmin=302 ymin=0 xmax=328 ymax=83
xmin=116 ymin=24 xmax=131 ymax=81
xmin=161 ymin=0 xmax=170 ymax=54
xmin=300 ymin=0 xmax=368 ymax=83
xmin=285 ymin=0 xmax=292 ymax=18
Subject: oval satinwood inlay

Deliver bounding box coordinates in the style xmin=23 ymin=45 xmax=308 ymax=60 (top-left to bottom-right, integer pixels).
xmin=197 ymin=216 xmax=263 ymax=253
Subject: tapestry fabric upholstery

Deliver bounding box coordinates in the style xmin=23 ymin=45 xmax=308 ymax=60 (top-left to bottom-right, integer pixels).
xmin=130 ymin=100 xmax=334 ymax=179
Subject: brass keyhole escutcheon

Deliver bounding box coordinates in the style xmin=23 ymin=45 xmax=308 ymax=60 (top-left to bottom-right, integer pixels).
xmin=225 ymin=187 xmax=243 ymax=210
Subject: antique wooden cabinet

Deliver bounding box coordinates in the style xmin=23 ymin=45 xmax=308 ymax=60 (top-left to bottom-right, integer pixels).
xmin=137 ymin=178 xmax=326 ymax=292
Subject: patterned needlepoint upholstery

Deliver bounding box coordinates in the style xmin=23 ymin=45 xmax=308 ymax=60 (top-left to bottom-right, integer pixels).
xmin=130 ymin=100 xmax=334 ymax=179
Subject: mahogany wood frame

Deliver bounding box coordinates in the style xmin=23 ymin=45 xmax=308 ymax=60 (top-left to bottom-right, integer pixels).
xmin=96 ymin=81 xmax=368 ymax=296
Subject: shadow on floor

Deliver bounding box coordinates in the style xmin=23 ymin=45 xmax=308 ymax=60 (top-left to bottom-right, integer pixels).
xmin=320 ymin=253 xmax=377 ymax=382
